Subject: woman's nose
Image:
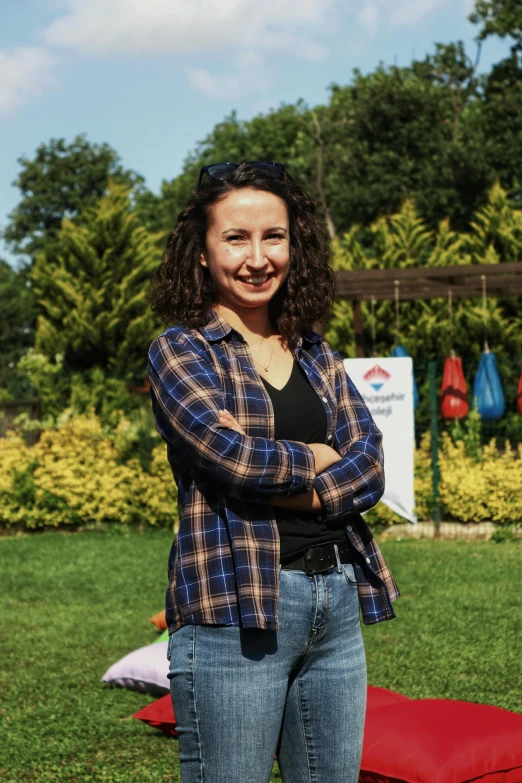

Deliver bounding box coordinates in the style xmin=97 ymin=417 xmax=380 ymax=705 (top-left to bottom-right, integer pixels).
xmin=246 ymin=240 xmax=267 ymax=269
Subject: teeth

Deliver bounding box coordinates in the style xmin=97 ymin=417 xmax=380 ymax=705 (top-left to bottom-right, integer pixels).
xmin=241 ymin=275 xmax=270 ymax=284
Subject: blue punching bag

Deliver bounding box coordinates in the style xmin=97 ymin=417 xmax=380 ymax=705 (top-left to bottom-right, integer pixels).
xmin=473 ymin=348 xmax=505 ymax=420
xmin=391 ymin=344 xmax=419 ymax=410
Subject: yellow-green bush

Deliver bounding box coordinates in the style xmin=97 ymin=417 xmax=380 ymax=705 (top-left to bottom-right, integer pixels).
xmin=366 ymin=429 xmax=522 ymax=526
xmin=1 ymin=411 xmax=521 ymax=530
xmin=0 ymin=412 xmax=177 ymax=530
xmin=438 ymin=434 xmax=522 ymax=524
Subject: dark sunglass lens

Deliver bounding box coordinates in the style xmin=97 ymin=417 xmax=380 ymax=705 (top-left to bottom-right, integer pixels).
xmin=207 ymin=163 xmax=237 ymax=181
xmin=249 ymin=161 xmax=284 ymax=178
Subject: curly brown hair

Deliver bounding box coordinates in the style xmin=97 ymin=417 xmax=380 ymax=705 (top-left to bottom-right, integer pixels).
xmin=148 ymin=162 xmax=336 ymax=346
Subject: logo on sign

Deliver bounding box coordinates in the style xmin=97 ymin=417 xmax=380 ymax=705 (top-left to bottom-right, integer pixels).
xmin=363 ymin=364 xmax=391 ymax=392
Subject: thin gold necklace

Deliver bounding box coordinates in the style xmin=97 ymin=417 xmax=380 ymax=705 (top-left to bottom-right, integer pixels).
xmin=251 ymin=335 xmax=276 ymax=372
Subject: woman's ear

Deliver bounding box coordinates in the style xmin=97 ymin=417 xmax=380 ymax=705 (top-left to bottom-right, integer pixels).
xmin=200 ymin=251 xmax=208 ymax=269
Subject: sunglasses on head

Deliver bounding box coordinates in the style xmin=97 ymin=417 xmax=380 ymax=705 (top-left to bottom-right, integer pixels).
xmin=197 ymin=160 xmax=285 ymax=189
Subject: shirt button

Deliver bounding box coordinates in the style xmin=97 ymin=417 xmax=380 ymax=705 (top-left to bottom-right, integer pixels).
xmin=327 ymin=433 xmax=332 ymax=441
xmin=321 ymin=396 xmax=327 ymax=403
xmin=347 ymin=525 xmax=352 ymax=532
xmin=366 ymin=557 xmax=371 ymax=564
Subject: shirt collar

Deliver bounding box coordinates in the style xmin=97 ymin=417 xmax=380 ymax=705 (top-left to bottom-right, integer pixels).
xmin=198 ymin=309 xmax=236 ymax=342
xmin=198 ymin=309 xmax=323 ymax=348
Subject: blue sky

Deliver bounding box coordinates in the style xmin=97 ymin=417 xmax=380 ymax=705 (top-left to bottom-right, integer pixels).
xmin=0 ymin=0 xmax=511 ymax=265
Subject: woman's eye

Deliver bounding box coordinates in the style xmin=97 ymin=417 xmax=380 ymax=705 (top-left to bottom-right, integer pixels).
xmin=227 ymin=235 xmax=244 ymax=242
xmin=267 ymin=233 xmax=285 ymax=240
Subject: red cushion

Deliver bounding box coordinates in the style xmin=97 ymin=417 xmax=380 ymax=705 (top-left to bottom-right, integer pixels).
xmin=360 ymin=698 xmax=522 ymax=783
xmin=133 ymin=694 xmax=177 ymax=737
xmin=132 ymin=686 xmax=522 ymax=783
xmin=366 ymin=685 xmax=412 ymax=711
xmin=131 ymin=686 xmax=403 ymax=739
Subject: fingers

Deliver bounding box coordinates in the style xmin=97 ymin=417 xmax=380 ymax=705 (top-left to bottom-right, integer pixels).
xmin=218 ymin=409 xmax=246 ymax=435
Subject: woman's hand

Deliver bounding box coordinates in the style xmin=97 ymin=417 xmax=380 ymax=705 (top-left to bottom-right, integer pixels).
xmin=308 ymin=443 xmax=343 ymax=473
xmin=218 ymin=409 xmax=247 ymax=435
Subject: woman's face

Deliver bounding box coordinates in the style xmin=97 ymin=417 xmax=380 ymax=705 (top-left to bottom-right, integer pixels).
xmin=200 ymin=187 xmax=290 ymax=312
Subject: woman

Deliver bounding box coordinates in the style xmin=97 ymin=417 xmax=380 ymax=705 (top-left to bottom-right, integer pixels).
xmin=147 ymin=160 xmax=400 ymax=783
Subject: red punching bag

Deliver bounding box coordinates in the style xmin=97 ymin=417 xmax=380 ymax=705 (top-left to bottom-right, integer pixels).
xmin=518 ymin=371 xmax=522 ymax=416
xmin=441 ymin=353 xmax=469 ymax=419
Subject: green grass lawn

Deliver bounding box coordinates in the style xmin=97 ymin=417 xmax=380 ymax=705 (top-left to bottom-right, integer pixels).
xmin=1 ymin=528 xmax=520 ymax=782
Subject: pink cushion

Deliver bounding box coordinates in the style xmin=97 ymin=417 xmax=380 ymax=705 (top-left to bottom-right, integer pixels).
xmin=360 ymin=697 xmax=522 ymax=783
xmin=101 ymin=642 xmax=169 ymax=696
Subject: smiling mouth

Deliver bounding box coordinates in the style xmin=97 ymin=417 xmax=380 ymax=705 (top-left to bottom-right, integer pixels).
xmin=236 ymin=272 xmax=275 ymax=286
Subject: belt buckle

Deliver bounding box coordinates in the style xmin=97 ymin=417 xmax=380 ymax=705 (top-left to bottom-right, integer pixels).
xmin=304 ymin=542 xmax=335 ymax=576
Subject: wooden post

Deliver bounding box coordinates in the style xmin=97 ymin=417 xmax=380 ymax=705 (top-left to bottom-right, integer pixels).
xmin=353 ymin=300 xmax=366 ymax=358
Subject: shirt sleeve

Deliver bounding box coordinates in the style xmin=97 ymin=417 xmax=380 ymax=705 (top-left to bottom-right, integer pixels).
xmin=313 ymin=352 xmax=385 ymax=524
xmin=148 ymin=331 xmax=316 ymax=497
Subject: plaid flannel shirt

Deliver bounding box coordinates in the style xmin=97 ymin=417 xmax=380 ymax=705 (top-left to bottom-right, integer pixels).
xmin=148 ymin=309 xmax=401 ymax=633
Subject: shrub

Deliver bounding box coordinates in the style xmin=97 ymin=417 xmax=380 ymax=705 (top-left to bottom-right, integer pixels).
xmin=1 ymin=409 xmax=520 ymax=531
xmin=366 ymin=427 xmax=522 ymax=526
xmin=0 ymin=412 xmax=177 ymax=530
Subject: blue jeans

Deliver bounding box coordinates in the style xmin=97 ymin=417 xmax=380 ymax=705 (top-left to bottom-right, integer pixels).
xmin=167 ymin=561 xmax=367 ymax=783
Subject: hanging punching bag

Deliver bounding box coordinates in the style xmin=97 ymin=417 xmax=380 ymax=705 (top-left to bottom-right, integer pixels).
xmin=473 ymin=348 xmax=505 ymax=420
xmin=441 ymin=353 xmax=469 ymax=419
xmin=391 ymin=344 xmax=419 ymax=410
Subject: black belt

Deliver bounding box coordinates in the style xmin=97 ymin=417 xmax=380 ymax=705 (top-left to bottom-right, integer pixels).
xmin=281 ymin=539 xmax=352 ymax=576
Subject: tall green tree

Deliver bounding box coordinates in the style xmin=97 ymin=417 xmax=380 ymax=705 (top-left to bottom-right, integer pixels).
xmin=325 ymin=62 xmax=484 ymax=232
xmin=0 ymin=260 xmax=36 ymax=398
xmin=480 ymin=52 xmax=522 ymax=203
xmin=4 ymin=134 xmax=144 ymax=262
xmin=136 ymin=106 xmax=309 ymax=239
xmin=147 ymin=46 xmax=499 ymax=237
xmin=470 ymin=0 xmax=522 ymax=49
xmin=326 ymin=184 xmax=522 ymax=445
xmin=30 ymin=182 xmax=162 ymax=385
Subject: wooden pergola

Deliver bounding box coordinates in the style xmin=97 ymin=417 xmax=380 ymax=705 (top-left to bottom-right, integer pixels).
xmin=324 ymin=261 xmax=522 ymax=357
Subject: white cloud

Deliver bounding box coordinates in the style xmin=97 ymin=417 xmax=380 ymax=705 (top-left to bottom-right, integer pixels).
xmin=42 ymin=0 xmax=333 ymax=58
xmin=187 ymin=50 xmax=268 ymax=99
xmin=0 ymin=47 xmax=58 ymax=116
xmin=358 ymin=4 xmax=379 ymax=29
xmin=41 ymin=0 xmax=334 ymax=99
xmin=355 ymin=0 xmax=449 ymax=29
xmin=0 ymin=0 xmax=454 ymax=112
xmin=390 ymin=0 xmax=449 ymax=26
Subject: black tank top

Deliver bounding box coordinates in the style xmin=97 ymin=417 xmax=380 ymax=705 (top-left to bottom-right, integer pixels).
xmin=260 ymin=359 xmax=349 ymax=564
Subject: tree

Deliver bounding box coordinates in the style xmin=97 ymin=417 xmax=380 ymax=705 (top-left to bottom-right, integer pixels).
xmin=3 ymin=134 xmax=144 ymax=262
xmin=326 ymin=184 xmax=522 ymax=445
xmin=326 ymin=64 xmax=479 ymax=231
xmin=412 ymin=42 xmax=480 ymax=143
xmin=0 ymin=260 xmax=36 ymax=397
xmin=136 ymin=106 xmax=310 ymax=238
xmin=149 ymin=53 xmax=495 ymax=237
xmin=30 ymin=182 xmax=162 ymax=385
xmin=469 ymin=0 xmax=522 ymax=50
xmin=480 ymin=52 xmax=522 ymax=203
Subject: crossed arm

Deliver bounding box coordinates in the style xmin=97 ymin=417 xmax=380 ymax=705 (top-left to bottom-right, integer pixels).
xmin=148 ymin=333 xmax=384 ymax=524
xmin=217 ymin=409 xmax=342 ymax=513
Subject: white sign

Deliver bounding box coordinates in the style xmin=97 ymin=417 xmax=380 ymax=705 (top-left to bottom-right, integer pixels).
xmin=343 ymin=357 xmax=417 ymax=525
